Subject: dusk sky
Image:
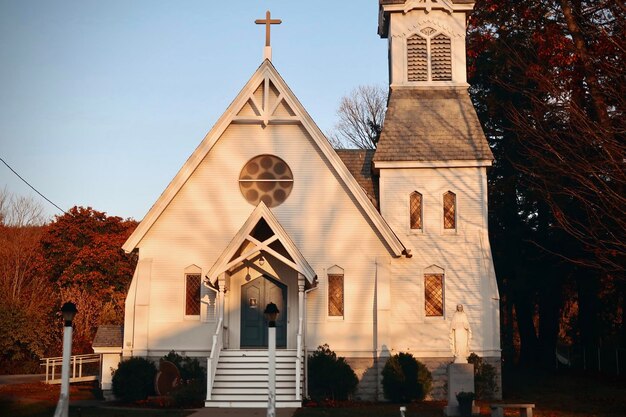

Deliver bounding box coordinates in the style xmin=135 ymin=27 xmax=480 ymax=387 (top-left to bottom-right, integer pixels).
xmin=0 ymin=1 xmax=388 ymax=220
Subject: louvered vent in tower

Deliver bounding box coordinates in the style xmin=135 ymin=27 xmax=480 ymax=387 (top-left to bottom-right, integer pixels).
xmin=407 ymin=34 xmax=428 ymax=82
xmin=431 ymin=34 xmax=452 ymax=81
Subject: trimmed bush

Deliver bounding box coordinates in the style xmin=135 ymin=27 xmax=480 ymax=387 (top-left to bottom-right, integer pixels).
xmin=307 ymin=344 xmax=358 ymax=401
xmin=112 ymin=357 xmax=157 ymax=402
xmin=162 ymin=351 xmax=207 ymax=407
xmin=382 ymin=352 xmax=432 ymax=402
xmin=467 ymin=352 xmax=498 ymax=400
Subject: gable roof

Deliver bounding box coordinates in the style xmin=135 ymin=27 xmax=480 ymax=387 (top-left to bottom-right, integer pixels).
xmin=206 ymin=202 xmax=316 ymax=284
xmin=123 ymin=60 xmax=405 ymax=257
xmin=374 ymin=87 xmax=493 ymax=163
xmin=336 ymin=149 xmax=378 ymax=209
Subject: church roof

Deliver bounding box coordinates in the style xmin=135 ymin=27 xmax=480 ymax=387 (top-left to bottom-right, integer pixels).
xmin=122 ymin=60 xmax=406 ymax=257
xmin=336 ymin=149 xmax=378 ymax=209
xmin=92 ymin=325 xmax=123 ymax=348
xmin=373 ymin=87 xmax=493 ymax=163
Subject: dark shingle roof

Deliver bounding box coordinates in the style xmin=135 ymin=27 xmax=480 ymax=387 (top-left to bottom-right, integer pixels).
xmin=336 ymin=149 xmax=379 ymax=209
xmin=92 ymin=325 xmax=123 ymax=348
xmin=373 ymin=87 xmax=493 ymax=163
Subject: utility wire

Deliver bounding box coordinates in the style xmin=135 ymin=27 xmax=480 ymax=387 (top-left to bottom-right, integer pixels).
xmin=0 ymin=156 xmax=67 ymax=214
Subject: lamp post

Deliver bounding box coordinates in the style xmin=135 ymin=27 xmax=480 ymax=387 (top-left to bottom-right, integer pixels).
xmin=54 ymin=302 xmax=77 ymax=417
xmin=264 ymin=302 xmax=279 ymax=417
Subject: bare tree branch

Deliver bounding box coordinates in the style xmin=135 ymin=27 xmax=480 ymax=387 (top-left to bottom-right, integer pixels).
xmin=328 ymin=85 xmax=387 ymax=149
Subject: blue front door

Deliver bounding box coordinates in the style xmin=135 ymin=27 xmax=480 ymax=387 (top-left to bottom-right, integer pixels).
xmin=240 ymin=276 xmax=287 ymax=348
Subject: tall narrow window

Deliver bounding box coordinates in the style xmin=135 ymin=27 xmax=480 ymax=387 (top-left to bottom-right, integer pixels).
xmin=407 ymin=28 xmax=452 ymax=82
xmin=328 ymin=272 xmax=344 ymax=317
xmin=443 ymin=191 xmax=456 ymax=230
xmin=410 ymin=191 xmax=423 ymax=230
xmin=185 ymin=274 xmax=201 ymax=316
xmin=424 ymin=273 xmax=444 ymax=317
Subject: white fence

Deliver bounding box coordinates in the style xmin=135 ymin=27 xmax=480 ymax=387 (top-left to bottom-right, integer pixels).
xmin=41 ymin=353 xmax=101 ymax=384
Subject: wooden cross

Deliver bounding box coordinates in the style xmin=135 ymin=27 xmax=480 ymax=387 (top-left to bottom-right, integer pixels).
xmin=255 ymin=10 xmax=282 ymax=47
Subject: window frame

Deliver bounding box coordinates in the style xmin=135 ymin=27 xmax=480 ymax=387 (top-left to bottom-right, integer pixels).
xmin=409 ymin=191 xmax=424 ymax=232
xmin=184 ymin=271 xmax=202 ymax=320
xmin=405 ymin=29 xmax=453 ymax=83
xmin=424 ymin=268 xmax=445 ymax=318
xmin=327 ymin=266 xmax=345 ymax=320
xmin=443 ymin=190 xmax=457 ymax=232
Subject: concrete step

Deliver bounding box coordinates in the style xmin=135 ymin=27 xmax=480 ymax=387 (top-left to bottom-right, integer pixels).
xmin=205 ymin=400 xmax=302 ymax=408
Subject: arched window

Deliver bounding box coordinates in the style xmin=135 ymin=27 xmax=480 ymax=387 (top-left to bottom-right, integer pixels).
xmin=407 ymin=28 xmax=452 ymax=82
xmin=443 ymin=191 xmax=456 ymax=230
xmin=424 ymin=265 xmax=445 ymax=317
xmin=410 ymin=191 xmax=423 ymax=230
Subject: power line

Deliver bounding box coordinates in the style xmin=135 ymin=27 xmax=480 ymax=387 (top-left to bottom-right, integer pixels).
xmin=0 ymin=156 xmax=67 ymax=215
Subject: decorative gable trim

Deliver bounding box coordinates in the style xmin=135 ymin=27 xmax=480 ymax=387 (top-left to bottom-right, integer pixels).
xmin=122 ymin=60 xmax=406 ymax=257
xmin=403 ymin=0 xmax=454 ymax=14
xmin=205 ymin=202 xmax=317 ymax=284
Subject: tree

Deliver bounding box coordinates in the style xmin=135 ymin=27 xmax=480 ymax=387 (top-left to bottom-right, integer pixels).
xmin=328 ymin=85 xmax=387 ymax=149
xmin=0 ymin=189 xmax=54 ymax=373
xmin=468 ymin=0 xmax=626 ymax=365
xmin=39 ymin=206 xmax=138 ymax=353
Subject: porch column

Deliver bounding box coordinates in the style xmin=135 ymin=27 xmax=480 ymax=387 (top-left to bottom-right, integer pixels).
xmin=218 ymin=272 xmax=228 ymax=348
xmin=298 ymin=274 xmax=305 ymax=323
xmin=217 ymin=273 xmax=226 ymax=321
xmin=296 ymin=273 xmax=306 ymax=400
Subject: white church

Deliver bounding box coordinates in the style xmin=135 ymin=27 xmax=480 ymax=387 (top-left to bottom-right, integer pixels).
xmin=102 ymin=0 xmax=501 ymax=407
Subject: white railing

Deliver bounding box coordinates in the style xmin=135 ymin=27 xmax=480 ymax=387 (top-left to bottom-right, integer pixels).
xmin=295 ymin=317 xmax=303 ymax=400
xmin=41 ymin=353 xmax=101 ymax=384
xmin=206 ymin=317 xmax=223 ymax=401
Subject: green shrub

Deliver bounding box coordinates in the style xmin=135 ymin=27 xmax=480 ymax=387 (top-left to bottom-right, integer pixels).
xmin=307 ymin=344 xmax=358 ymax=401
xmin=112 ymin=357 xmax=157 ymax=402
xmin=467 ymin=353 xmax=498 ymax=400
xmin=382 ymin=353 xmax=432 ymax=402
xmin=162 ymin=351 xmax=206 ymax=407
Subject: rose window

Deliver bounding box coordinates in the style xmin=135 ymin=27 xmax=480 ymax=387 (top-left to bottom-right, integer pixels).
xmin=239 ymin=155 xmax=293 ymax=207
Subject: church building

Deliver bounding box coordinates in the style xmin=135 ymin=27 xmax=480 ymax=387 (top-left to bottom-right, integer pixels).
xmin=116 ymin=0 xmax=500 ymax=407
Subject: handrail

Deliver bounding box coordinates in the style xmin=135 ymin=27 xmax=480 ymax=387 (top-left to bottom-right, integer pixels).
xmin=295 ymin=317 xmax=303 ymax=400
xmin=40 ymin=353 xmax=101 ymax=384
xmin=206 ymin=317 xmax=223 ymax=401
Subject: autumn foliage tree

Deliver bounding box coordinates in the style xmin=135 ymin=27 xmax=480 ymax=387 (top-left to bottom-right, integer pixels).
xmin=0 ymin=190 xmax=53 ymax=373
xmin=468 ymin=0 xmax=625 ymax=365
xmin=39 ymin=206 xmax=138 ymax=354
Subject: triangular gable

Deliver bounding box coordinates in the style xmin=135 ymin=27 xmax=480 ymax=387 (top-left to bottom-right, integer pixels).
xmin=206 ymin=202 xmax=316 ymax=284
xmin=122 ymin=60 xmax=405 ymax=256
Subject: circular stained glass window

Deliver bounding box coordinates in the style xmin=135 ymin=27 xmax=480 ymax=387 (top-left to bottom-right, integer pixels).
xmin=239 ymin=155 xmax=293 ymax=207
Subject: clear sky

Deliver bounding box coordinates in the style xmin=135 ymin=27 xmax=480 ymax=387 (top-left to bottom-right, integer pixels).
xmin=0 ymin=1 xmax=388 ymax=221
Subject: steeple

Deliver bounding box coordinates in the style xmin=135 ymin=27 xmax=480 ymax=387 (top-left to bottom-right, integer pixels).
xmin=373 ymin=0 xmax=493 ymax=165
xmin=378 ymin=0 xmax=475 ymax=87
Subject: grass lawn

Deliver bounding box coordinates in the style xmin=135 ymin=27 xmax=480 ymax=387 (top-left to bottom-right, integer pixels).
xmin=0 ymin=382 xmax=194 ymax=417
xmin=1 ymin=369 xmax=624 ymax=416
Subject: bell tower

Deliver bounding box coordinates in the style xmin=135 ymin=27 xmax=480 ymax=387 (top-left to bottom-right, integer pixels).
xmin=378 ymin=0 xmax=475 ymax=87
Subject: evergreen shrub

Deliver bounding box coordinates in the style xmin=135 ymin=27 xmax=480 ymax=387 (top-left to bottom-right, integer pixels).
xmin=467 ymin=352 xmax=498 ymax=399
xmin=111 ymin=357 xmax=157 ymax=402
xmin=382 ymin=352 xmax=432 ymax=402
xmin=307 ymin=344 xmax=358 ymax=401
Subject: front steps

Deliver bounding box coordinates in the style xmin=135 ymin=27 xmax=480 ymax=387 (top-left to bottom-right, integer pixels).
xmin=206 ymin=349 xmax=303 ymax=408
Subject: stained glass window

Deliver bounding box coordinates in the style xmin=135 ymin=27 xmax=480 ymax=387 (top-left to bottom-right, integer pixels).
xmin=185 ymin=274 xmax=201 ymax=316
xmin=239 ymin=155 xmax=293 ymax=207
xmin=443 ymin=191 xmax=456 ymax=229
xmin=410 ymin=191 xmax=422 ymax=230
xmin=425 ymin=274 xmax=444 ymax=316
xmin=328 ymin=274 xmax=344 ymax=317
